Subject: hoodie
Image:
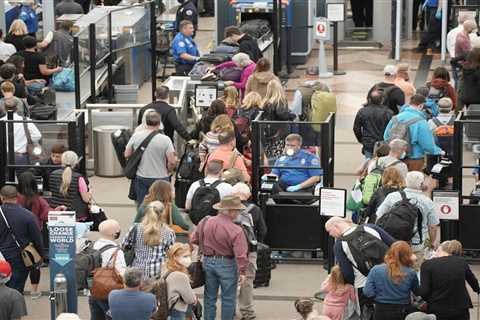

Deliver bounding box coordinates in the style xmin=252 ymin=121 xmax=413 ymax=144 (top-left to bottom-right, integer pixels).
xmin=429 ymin=78 xmax=457 ymax=110
xmin=245 ymin=71 xmax=280 ymax=97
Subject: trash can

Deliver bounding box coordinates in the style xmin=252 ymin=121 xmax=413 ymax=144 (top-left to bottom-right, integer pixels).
xmin=93 ymin=125 xmax=128 ymax=177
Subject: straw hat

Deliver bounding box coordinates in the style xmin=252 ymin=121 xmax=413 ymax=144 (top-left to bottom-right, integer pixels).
xmin=212 ymin=196 xmax=246 ymax=211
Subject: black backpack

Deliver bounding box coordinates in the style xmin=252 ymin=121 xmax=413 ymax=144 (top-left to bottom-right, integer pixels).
xmin=376 ymin=191 xmax=423 ymax=244
xmin=150 ymin=271 xmax=172 ymax=320
xmin=235 ymin=204 xmax=258 ymax=252
xmin=177 ymin=144 xmax=203 ymax=181
xmin=75 ymin=242 xmax=117 ymax=290
xmin=189 ymin=179 xmax=222 ymax=225
xmin=340 ymin=225 xmax=389 ymax=276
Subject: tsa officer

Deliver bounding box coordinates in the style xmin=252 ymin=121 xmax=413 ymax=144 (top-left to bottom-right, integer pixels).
xmin=175 ymin=0 xmax=198 ymax=34
xmin=267 ymin=133 xmax=322 ymax=195
xmin=171 ymin=20 xmax=200 ymax=76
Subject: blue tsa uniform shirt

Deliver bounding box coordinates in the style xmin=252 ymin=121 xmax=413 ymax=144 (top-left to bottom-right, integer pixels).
xmin=172 ymin=32 xmax=199 ymax=65
xmin=272 ymin=149 xmax=323 ymax=187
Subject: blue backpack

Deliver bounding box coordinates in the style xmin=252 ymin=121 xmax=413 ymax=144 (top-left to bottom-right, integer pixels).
xmin=52 ymin=68 xmax=75 ymax=92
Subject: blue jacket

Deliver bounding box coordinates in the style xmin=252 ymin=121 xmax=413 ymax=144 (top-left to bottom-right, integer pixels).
xmin=384 ymin=106 xmax=442 ymax=159
xmin=363 ymin=263 xmax=419 ymax=305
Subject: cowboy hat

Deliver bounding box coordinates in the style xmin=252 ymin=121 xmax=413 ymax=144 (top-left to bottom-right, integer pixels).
xmin=212 ymin=196 xmax=246 ymax=211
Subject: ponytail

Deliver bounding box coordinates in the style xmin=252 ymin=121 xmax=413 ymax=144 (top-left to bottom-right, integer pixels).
xmin=60 ymin=166 xmax=72 ymax=196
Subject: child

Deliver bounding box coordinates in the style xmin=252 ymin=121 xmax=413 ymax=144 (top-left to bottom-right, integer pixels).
xmin=293 ymin=298 xmax=329 ymax=320
xmin=320 ymin=265 xmax=356 ymax=320
xmin=222 ymin=86 xmax=239 ymax=118
xmin=0 ymin=81 xmax=24 ymax=115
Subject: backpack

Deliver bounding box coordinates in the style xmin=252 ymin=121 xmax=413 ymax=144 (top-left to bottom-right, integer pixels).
xmin=28 ymin=87 xmax=57 ymax=120
xmin=235 ymin=204 xmax=258 ymax=252
xmin=52 ymin=68 xmax=75 ymax=92
xmin=361 ymin=159 xmax=401 ymax=205
xmin=372 ymin=83 xmax=396 ymax=107
xmin=177 ymin=144 xmax=203 ymax=181
xmin=376 ymin=190 xmax=423 ymax=244
xmin=432 ymin=116 xmax=455 ymax=157
xmin=75 ymin=242 xmax=117 ymax=290
xmin=111 ymin=128 xmax=132 ymax=168
xmin=189 ymin=179 xmax=222 ymax=225
xmin=340 ymin=225 xmax=389 ymax=276
xmin=219 ymin=67 xmax=243 ymax=82
xmin=150 ymin=271 xmax=172 ymax=320
xmin=213 ymin=42 xmax=240 ymax=56
xmin=310 ymin=90 xmax=337 ymax=132
xmin=386 ymin=116 xmax=422 ymax=145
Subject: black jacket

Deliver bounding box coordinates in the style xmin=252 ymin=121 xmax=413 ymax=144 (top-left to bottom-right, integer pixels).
xmin=175 ymin=0 xmax=198 ymax=32
xmin=420 ymin=255 xmax=480 ymax=316
xmin=0 ymin=203 xmax=44 ymax=266
xmin=367 ymin=82 xmax=405 ymax=114
xmin=138 ymin=101 xmax=191 ymax=142
xmin=238 ymin=34 xmax=262 ymax=63
xmin=353 ymin=104 xmax=393 ymax=154
xmin=460 ymin=65 xmax=480 ymax=106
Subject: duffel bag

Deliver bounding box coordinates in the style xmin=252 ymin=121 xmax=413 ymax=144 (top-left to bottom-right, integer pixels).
xmin=199 ymin=53 xmax=231 ymax=65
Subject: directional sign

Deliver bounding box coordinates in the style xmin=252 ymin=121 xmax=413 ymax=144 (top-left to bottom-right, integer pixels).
xmin=432 ymin=191 xmax=459 ymax=220
xmin=315 ymin=18 xmax=330 ymax=41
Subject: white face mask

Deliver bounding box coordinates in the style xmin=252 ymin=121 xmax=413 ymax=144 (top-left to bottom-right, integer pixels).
xmin=285 ymin=148 xmax=295 ymax=157
xmin=177 ymin=256 xmax=192 ymax=268
xmin=400 ymin=152 xmax=407 ymax=159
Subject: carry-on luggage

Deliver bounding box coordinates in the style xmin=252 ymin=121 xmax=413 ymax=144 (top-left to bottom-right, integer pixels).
xmin=199 ymin=53 xmax=231 ymax=65
xmin=239 ymin=19 xmax=271 ymax=39
xmin=254 ymin=243 xmax=275 ymax=288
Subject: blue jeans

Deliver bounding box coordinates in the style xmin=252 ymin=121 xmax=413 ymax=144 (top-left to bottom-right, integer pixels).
xmin=134 ymin=176 xmax=169 ymax=206
xmin=169 ymin=305 xmax=192 ymax=320
xmin=88 ymin=296 xmax=109 ymax=320
xmin=6 ymin=261 xmax=29 ymax=294
xmin=203 ymin=256 xmax=238 ymax=320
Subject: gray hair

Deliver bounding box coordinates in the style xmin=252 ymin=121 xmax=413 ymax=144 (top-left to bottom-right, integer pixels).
xmin=62 ymin=151 xmax=78 ymax=167
xmin=406 ymin=171 xmax=425 ymax=190
xmin=285 ymin=133 xmax=303 ymax=146
xmin=438 ymin=97 xmax=453 ymax=112
xmin=464 ymin=19 xmax=477 ymax=33
xmin=232 ymin=53 xmax=253 ymax=68
xmin=389 ymin=139 xmax=408 ymax=153
xmin=123 ymin=268 xmax=143 ymax=288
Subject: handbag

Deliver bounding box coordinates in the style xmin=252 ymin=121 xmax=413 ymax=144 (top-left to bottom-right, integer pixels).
xmin=0 ymin=206 xmax=42 ymax=268
xmin=188 ymin=217 xmax=209 ymax=289
xmin=90 ymin=248 xmax=124 ymax=300
xmin=22 ymin=117 xmax=43 ymax=162
xmin=124 ymin=130 xmax=161 ymax=179
xmin=192 ymin=301 xmax=203 ymax=320
xmin=123 ymin=225 xmax=138 ymax=266
xmin=346 ymin=180 xmax=365 ymax=212
xmin=88 ymin=197 xmax=108 ymax=232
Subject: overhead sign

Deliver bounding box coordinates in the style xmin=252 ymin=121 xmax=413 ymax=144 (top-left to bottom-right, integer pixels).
xmin=327 ymin=2 xmax=345 ymax=22
xmin=315 ymin=18 xmax=330 ymax=41
xmin=432 ymin=191 xmax=459 ymax=220
xmin=320 ymin=188 xmax=346 ymax=217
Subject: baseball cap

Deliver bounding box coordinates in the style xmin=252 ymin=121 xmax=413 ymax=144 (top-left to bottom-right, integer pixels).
xmin=405 ymin=312 xmax=437 ymax=320
xmin=0 ymin=260 xmax=12 ymax=278
xmin=383 ymin=64 xmax=397 ymax=76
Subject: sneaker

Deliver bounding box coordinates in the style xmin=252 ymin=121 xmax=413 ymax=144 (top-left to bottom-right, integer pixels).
xmin=31 ymin=291 xmax=42 ymax=300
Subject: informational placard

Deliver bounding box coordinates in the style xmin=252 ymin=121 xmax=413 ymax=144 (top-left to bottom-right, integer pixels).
xmin=49 ymin=211 xmax=77 ymax=318
xmin=195 ymin=84 xmax=217 ymax=108
xmin=320 ymin=188 xmax=347 ymax=217
xmin=314 ymin=17 xmax=330 ymax=41
xmin=432 ymin=191 xmax=459 ymax=220
xmin=327 ymin=3 xmax=345 ymax=22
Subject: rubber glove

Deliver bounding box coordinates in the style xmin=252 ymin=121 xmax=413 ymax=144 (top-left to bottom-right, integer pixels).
xmin=286 ymin=184 xmax=302 ymax=192
xmin=435 ymin=9 xmax=442 ymax=20
xmin=261 ymin=175 xmax=269 ymax=181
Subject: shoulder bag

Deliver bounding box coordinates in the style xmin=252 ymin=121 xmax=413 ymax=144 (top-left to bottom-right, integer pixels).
xmin=90 ymin=248 xmax=124 ymax=300
xmin=124 ymin=130 xmax=161 ymax=179
xmin=188 ymin=216 xmax=209 ymax=288
xmin=122 ymin=225 xmax=138 ymax=266
xmin=0 ymin=206 xmax=42 ymax=268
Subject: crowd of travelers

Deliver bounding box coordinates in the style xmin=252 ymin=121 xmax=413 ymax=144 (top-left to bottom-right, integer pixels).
xmin=1 ymin=2 xmax=480 ymax=320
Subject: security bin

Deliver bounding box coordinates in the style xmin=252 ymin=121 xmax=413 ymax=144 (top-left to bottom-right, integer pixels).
xmin=114 ymin=84 xmax=139 ymax=103
xmin=93 ymin=125 xmax=128 ymax=177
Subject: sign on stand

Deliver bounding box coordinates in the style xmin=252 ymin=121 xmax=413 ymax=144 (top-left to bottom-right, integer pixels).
xmin=320 ymin=187 xmax=347 ymax=217
xmin=314 ymin=18 xmax=330 ymax=41
xmin=314 ymin=17 xmax=332 ymax=78
xmin=432 ymin=191 xmax=459 ymax=220
xmin=49 ymin=211 xmax=77 ymax=319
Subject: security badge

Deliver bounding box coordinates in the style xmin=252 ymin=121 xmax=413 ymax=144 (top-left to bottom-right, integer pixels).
xmin=311 ymin=158 xmax=320 ymax=165
xmin=301 ymin=158 xmax=306 ymax=165
xmin=178 ymin=41 xmax=185 ymax=47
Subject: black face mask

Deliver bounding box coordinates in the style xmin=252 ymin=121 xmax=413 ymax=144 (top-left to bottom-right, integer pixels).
xmin=113 ymin=231 xmax=121 ymax=240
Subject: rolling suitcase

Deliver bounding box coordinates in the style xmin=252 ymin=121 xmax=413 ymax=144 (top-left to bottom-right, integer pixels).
xmin=254 ymin=243 xmax=275 ymax=288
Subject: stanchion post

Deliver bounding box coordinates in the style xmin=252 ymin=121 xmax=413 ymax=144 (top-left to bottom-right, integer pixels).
xmin=150 ymin=1 xmax=157 ymax=102
xmin=332 ymin=21 xmax=346 ymax=76
xmin=89 ymin=24 xmax=96 ymax=104
xmin=440 ymin=0 xmax=448 ymax=64
xmin=107 ymin=12 xmax=114 ymax=103
xmin=7 ymin=111 xmax=15 ymax=182
xmin=395 ymin=0 xmax=402 ymax=62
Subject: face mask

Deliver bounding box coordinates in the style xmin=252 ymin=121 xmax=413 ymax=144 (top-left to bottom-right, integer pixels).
xmin=400 ymin=152 xmax=407 ymax=159
xmin=113 ymin=231 xmax=121 ymax=240
xmin=285 ymin=148 xmax=296 ymax=157
xmin=178 ymin=256 xmax=192 ymax=268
